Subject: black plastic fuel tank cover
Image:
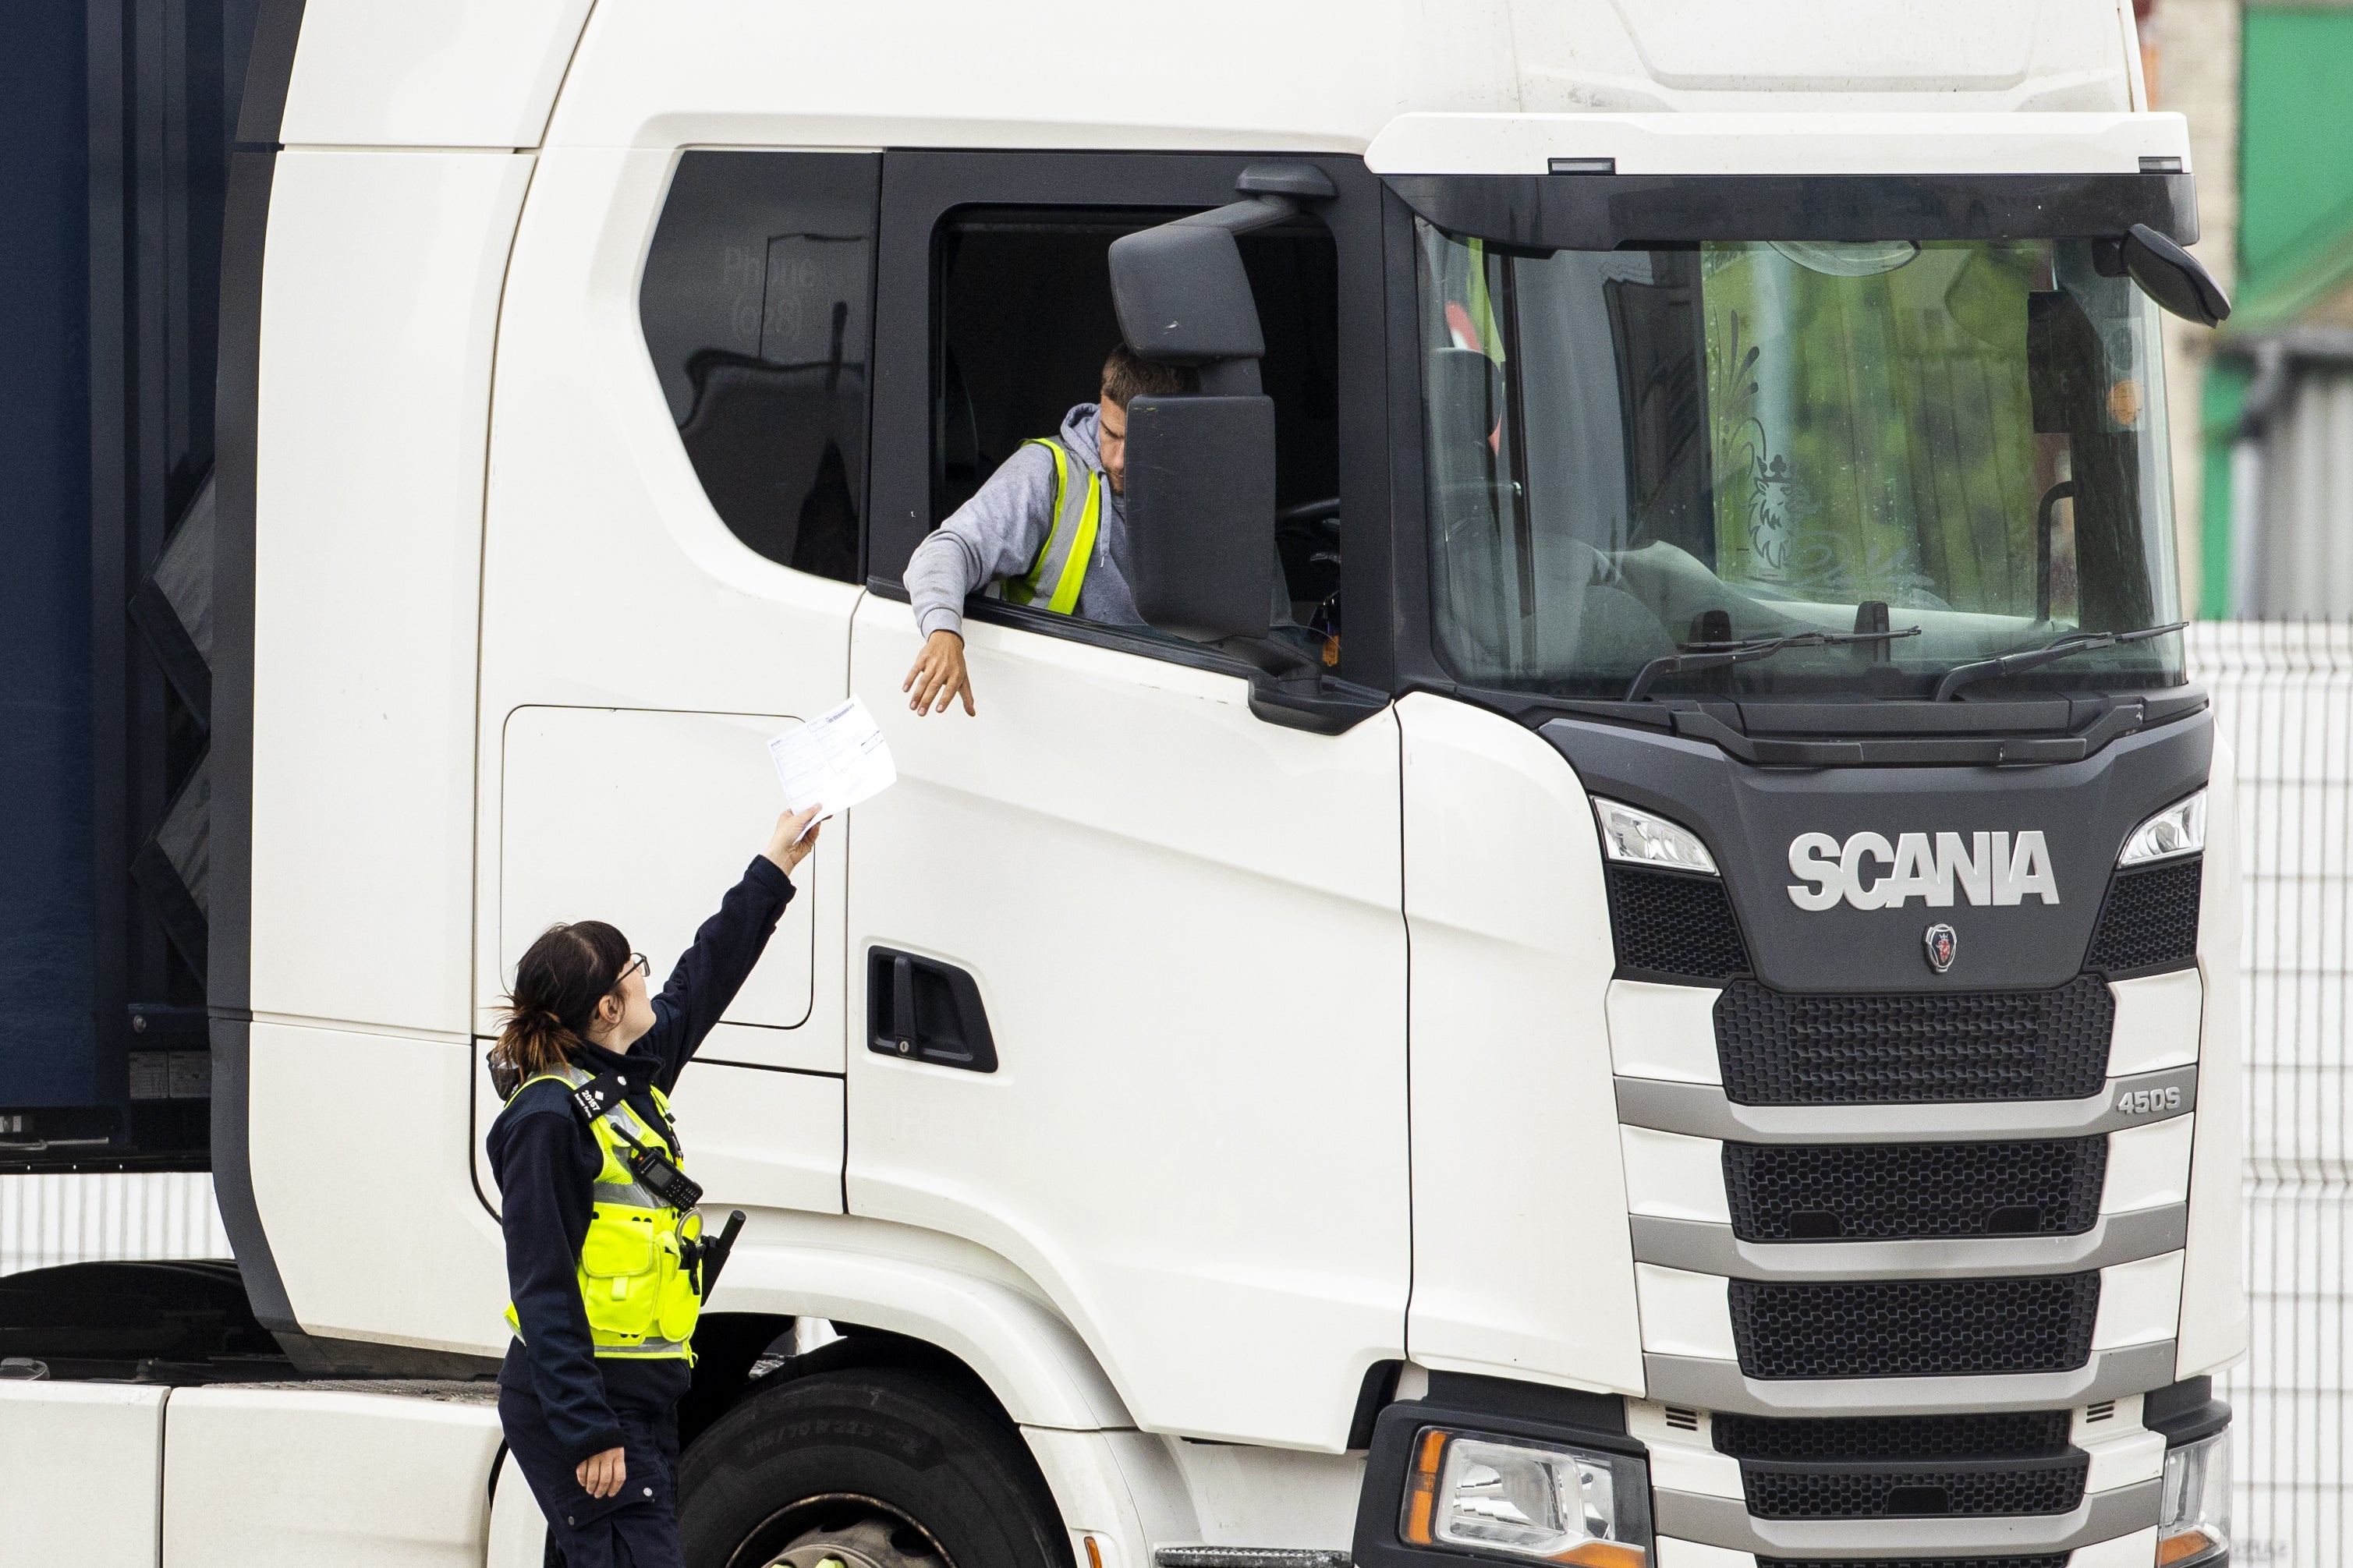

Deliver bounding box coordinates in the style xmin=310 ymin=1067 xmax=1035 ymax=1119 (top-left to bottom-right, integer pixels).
xmin=1541 ymin=711 xmax=2212 ymax=994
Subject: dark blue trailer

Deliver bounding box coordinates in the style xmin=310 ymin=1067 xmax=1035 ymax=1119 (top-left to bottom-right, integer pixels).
xmin=1 ymin=0 xmax=264 ymax=1171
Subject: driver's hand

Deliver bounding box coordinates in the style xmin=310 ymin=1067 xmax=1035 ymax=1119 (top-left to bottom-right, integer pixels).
xmin=903 ymin=629 xmax=975 ymax=717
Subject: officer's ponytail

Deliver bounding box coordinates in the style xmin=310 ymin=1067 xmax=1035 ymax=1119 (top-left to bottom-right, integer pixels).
xmin=489 ymin=920 xmax=634 ymax=1091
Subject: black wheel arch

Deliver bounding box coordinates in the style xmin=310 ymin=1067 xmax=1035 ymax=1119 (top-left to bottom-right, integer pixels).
xmin=682 ymin=1315 xmax=1028 ymax=1453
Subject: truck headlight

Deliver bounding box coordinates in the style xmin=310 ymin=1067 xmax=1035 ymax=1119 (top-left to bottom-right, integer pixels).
xmin=1593 ymin=798 xmax=1718 ymax=876
xmin=2120 ymin=789 xmax=2206 ymax=865
xmin=1399 ymin=1428 xmax=1651 ymax=1568
xmin=2157 ymin=1430 xmax=2230 ymax=1566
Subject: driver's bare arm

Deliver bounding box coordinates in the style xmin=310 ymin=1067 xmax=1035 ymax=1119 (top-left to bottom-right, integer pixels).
xmin=903 ymin=629 xmax=975 ymax=717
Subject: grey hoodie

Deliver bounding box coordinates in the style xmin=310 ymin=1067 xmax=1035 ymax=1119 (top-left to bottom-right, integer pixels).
xmin=906 ymin=403 xmax=1139 ymax=640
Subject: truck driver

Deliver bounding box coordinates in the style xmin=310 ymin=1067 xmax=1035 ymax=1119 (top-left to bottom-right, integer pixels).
xmin=900 ymin=343 xmax=1196 ymax=717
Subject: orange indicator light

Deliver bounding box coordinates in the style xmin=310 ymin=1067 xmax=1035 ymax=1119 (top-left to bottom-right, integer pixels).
xmin=1555 ymin=1544 xmax=1646 ymax=1568
xmin=1402 ymin=1428 xmax=1450 ymax=1544
xmin=2156 ymin=1531 xmax=2217 ymax=1566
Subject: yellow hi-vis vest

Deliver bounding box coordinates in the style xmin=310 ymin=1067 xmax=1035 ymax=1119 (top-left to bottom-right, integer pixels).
xmin=502 ymin=1064 xmax=703 ymax=1361
xmin=1004 ymin=437 xmax=1103 ymax=614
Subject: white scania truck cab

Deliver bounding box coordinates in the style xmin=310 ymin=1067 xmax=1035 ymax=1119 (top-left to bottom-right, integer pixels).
xmin=2 ymin=2 xmax=2245 ymax=1566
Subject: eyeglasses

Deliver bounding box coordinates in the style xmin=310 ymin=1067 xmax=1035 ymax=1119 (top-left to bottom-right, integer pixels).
xmin=614 ymin=953 xmax=649 ymax=989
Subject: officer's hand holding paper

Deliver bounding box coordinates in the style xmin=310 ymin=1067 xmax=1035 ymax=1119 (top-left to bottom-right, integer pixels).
xmin=769 ymin=696 xmax=896 ymax=837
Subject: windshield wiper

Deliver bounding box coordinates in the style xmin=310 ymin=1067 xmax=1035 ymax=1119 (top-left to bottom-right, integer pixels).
xmin=1625 ymin=626 xmax=1923 ymax=703
xmin=1932 ymin=621 xmax=2188 ymax=702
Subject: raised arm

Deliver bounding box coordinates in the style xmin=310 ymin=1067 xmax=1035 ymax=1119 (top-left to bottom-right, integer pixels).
xmin=902 ymin=442 xmax=1061 ymax=717
xmin=638 ymin=807 xmax=820 ymax=1090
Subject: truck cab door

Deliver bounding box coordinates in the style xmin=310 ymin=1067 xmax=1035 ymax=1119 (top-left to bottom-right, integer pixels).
xmin=842 ymin=151 xmax=1407 ymax=1451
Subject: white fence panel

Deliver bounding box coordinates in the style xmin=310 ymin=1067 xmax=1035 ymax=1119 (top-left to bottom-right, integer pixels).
xmin=2194 ymin=620 xmax=2353 ymax=1568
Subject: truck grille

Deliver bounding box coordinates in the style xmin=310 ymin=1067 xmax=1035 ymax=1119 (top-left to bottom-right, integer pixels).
xmin=1740 ymin=1457 xmax=2089 ymax=1519
xmin=1712 ymin=1410 xmax=2073 ymax=1463
xmin=1728 ymin=1274 xmax=2101 ymax=1379
xmin=1725 ymin=1409 xmax=2089 ymax=1524
xmin=1722 ymin=1138 xmax=2109 ymax=1241
xmin=1712 ymin=979 xmax=2114 ymax=1106
xmin=1605 ymin=866 xmax=1750 ymax=980
xmin=2086 ymin=858 xmax=2202 ymax=973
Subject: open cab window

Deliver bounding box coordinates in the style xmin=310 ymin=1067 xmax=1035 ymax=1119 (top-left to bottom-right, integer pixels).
xmin=1414 ymin=224 xmax=2184 ymax=702
xmin=930 ymin=205 xmax=1340 ymax=643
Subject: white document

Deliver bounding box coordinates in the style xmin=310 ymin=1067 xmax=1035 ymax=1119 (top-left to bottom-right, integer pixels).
xmin=768 ymin=696 xmax=896 ymax=826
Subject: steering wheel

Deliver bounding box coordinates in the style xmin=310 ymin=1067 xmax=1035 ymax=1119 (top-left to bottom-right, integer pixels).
xmin=1274 ymin=497 xmax=1345 ymax=646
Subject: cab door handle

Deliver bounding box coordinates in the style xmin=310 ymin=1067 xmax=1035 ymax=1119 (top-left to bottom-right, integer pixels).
xmin=867 ymin=947 xmax=998 ymax=1073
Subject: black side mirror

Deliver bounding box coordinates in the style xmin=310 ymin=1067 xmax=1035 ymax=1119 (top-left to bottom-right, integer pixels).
xmin=2118 ymin=222 xmax=2231 ymax=327
xmin=1109 ymin=164 xmax=1332 ymax=644
xmin=1108 ymin=161 xmax=1332 ymax=385
xmin=1121 ymin=396 xmax=1277 ymax=641
xmin=1107 ymin=214 xmax=1268 ymax=374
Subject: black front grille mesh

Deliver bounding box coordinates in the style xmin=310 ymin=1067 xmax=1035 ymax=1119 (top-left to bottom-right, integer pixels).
xmin=1728 ymin=1274 xmax=2101 ymax=1379
xmin=1605 ymin=865 xmax=1750 ymax=979
xmin=1717 ymin=1411 xmax=2088 ymax=1521
xmin=2087 ymin=857 xmax=2203 ymax=972
xmin=1713 ymin=1411 xmax=2075 ymax=1463
xmin=1713 ymin=979 xmax=2114 ymax=1106
xmin=1742 ymin=1457 xmax=2089 ymax=1519
xmin=1722 ymin=1138 xmax=2110 ymax=1241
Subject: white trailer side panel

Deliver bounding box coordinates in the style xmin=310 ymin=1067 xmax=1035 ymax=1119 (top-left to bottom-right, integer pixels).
xmin=0 ymin=1170 xmax=228 ymax=1274
xmin=161 ymin=1387 xmax=500 ymax=1566
xmin=0 ymin=1382 xmax=165 ymax=1566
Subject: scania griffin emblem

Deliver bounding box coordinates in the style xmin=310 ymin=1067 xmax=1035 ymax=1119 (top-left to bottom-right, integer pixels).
xmin=1923 ymin=922 xmax=1958 ymax=973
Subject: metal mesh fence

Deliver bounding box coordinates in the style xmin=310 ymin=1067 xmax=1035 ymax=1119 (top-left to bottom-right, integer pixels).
xmin=2192 ymin=621 xmax=2353 ymax=1568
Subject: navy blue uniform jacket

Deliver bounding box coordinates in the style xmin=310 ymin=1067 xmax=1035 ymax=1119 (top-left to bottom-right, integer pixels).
xmin=488 ymin=855 xmax=796 ymax=1463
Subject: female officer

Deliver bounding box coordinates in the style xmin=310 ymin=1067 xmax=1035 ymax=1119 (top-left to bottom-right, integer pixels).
xmin=487 ymin=803 xmax=821 ymax=1568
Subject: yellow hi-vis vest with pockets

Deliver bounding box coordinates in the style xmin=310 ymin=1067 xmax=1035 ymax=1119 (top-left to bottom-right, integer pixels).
xmin=1004 ymin=437 xmax=1102 ymax=614
xmin=502 ymin=1064 xmax=703 ymax=1361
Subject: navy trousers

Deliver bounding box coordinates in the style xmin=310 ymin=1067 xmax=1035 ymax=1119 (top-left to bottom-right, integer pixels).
xmin=498 ymin=1386 xmax=687 ymax=1568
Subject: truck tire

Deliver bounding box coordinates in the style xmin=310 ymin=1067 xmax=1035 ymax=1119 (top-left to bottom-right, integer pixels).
xmin=677 ymin=1367 xmax=1072 ymax=1568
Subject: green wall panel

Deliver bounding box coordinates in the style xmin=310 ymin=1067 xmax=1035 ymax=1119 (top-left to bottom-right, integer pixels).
xmin=2241 ymin=7 xmax=2353 ymax=298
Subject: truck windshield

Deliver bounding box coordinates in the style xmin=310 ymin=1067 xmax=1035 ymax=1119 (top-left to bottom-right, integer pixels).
xmin=1414 ymin=222 xmax=2185 ymax=701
